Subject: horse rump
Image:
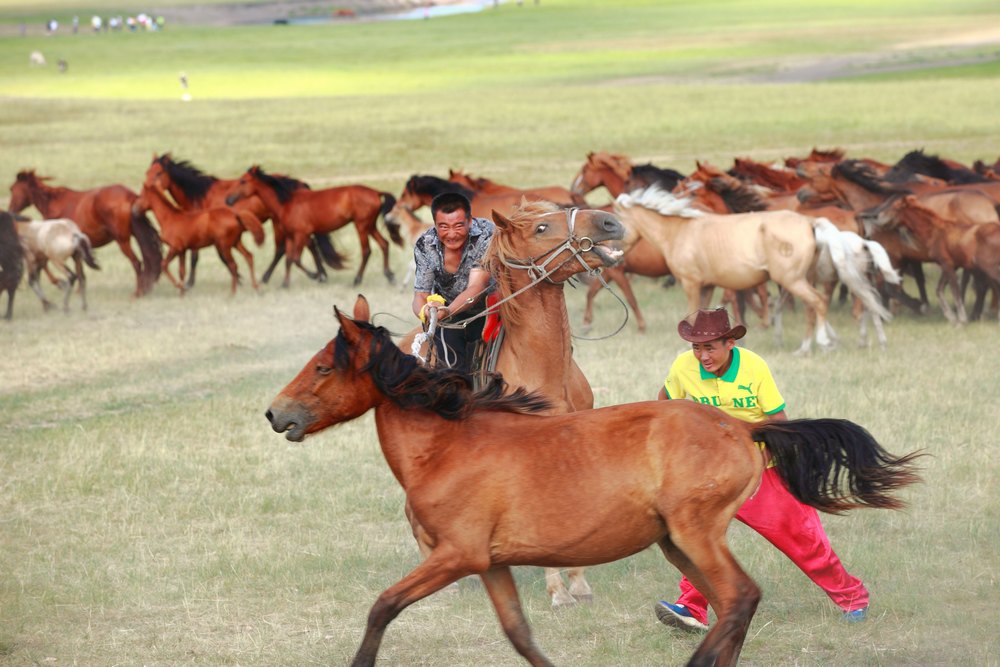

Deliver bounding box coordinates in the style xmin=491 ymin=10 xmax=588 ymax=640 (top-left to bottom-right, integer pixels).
xmin=74 ymin=232 xmax=100 ymax=270
xmin=753 ymin=418 xmax=924 ymax=514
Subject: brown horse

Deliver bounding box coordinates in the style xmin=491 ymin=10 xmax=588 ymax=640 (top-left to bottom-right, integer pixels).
xmin=570 ymin=151 xmax=685 ymax=201
xmin=616 ymin=186 xmax=844 ymax=354
xmin=9 ymin=170 xmax=161 ymax=296
xmin=134 ymin=184 xmax=263 ymax=295
xmin=447 ymin=169 xmax=587 ymax=207
xmin=266 ymin=297 xmax=922 ymax=667
xmin=396 ymin=174 xmax=554 ymax=218
xmin=402 ymin=201 xmax=626 ymax=606
xmin=859 ymin=194 xmax=1000 ymax=324
xmin=226 ymin=166 xmax=401 ymax=288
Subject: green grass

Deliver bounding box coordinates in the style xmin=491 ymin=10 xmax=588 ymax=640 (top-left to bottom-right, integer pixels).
xmin=2 ymin=1 xmax=1000 ymax=665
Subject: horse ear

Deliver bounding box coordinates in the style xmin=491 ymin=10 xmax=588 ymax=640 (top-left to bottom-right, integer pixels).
xmin=335 ymin=306 xmax=363 ymax=345
xmin=353 ymin=294 xmax=371 ymax=323
xmin=492 ymin=209 xmax=512 ymax=230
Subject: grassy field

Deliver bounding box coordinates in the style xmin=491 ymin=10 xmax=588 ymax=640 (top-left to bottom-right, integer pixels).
xmin=2 ymin=1 xmax=1000 ymax=665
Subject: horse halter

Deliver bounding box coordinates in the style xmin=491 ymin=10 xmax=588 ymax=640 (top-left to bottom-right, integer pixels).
xmin=498 ymin=208 xmax=601 ymax=284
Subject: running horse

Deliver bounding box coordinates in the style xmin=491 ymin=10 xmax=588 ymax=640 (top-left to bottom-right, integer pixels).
xmin=392 ymin=174 xmax=553 ymax=221
xmin=266 ymin=296 xmax=923 ymax=667
xmin=144 ymin=154 xmax=342 ymax=286
xmin=402 ymin=201 xmax=626 ymax=606
xmin=8 ymin=170 xmax=161 ymax=296
xmin=447 ymin=169 xmax=586 ymax=207
xmin=15 ymin=217 xmax=100 ymax=312
xmin=226 ymin=166 xmax=401 ymax=288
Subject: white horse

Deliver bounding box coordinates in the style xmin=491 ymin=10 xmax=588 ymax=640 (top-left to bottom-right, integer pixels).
xmin=15 ymin=217 xmax=100 ymax=312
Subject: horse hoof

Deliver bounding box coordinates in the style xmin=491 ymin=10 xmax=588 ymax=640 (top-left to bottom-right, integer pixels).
xmin=550 ymin=591 xmax=577 ymax=608
xmin=571 ymin=593 xmax=594 ymax=604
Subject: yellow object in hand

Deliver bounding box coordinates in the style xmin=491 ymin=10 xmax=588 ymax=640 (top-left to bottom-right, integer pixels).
xmin=419 ymin=294 xmax=447 ymax=323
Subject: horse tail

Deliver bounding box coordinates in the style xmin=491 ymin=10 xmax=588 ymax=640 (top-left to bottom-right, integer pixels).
xmin=131 ymin=207 xmax=162 ymax=293
xmin=813 ymin=217 xmax=892 ymax=321
xmin=75 ymin=232 xmax=100 ymax=270
xmin=236 ymin=211 xmax=266 ymax=246
xmin=863 ymin=239 xmax=900 ymax=286
xmin=314 ymin=234 xmax=347 ymax=270
xmin=752 ymin=418 xmax=924 ymax=514
xmin=380 ymin=192 xmax=404 ymax=246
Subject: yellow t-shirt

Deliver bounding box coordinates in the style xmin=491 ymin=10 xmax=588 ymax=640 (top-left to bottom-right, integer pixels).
xmin=663 ymin=346 xmax=785 ymax=424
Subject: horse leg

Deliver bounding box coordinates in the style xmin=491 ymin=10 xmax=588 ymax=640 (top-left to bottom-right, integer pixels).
xmin=160 ymin=249 xmax=186 ymax=295
xmin=544 ymin=568 xmax=576 ymax=607
xmin=350 ymin=546 xmax=475 ymax=667
xmin=909 ymin=261 xmax=930 ymax=314
xmin=74 ymin=255 xmax=88 ymax=311
xmin=57 ymin=263 xmax=74 ymax=312
xmin=610 ymin=271 xmax=646 ymax=333
xmin=783 ymin=279 xmax=831 ymax=355
xmin=306 ymin=236 xmax=328 ymax=282
xmin=115 ymin=238 xmax=145 ymax=298
xmin=566 ymin=567 xmax=593 ymax=602
xmin=26 ymin=268 xmax=55 ymax=312
xmin=368 ymin=227 xmax=395 ymax=285
xmin=216 ymin=245 xmax=241 ymax=295
xmin=233 ymin=240 xmax=259 ymax=291
xmin=262 ymin=225 xmax=286 ymax=284
xmin=352 ymin=226 xmax=373 ymax=286
xmin=185 ymin=249 xmax=200 ymax=289
xmin=480 ymin=566 xmax=555 ymax=667
xmin=657 ymin=531 xmax=759 ymax=667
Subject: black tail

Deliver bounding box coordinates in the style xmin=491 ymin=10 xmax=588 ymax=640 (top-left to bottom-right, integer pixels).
xmin=380 ymin=192 xmax=404 ymax=246
xmin=753 ymin=418 xmax=924 ymax=514
xmin=131 ymin=209 xmax=162 ymax=294
xmin=314 ymin=234 xmax=347 ymax=270
xmin=77 ymin=234 xmax=100 ymax=270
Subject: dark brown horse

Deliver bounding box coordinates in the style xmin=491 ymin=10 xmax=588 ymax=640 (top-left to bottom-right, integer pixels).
xmin=227 ymin=166 xmax=401 ymax=288
xmin=134 ymin=184 xmax=263 ymax=295
xmin=9 ymin=170 xmax=161 ymax=296
xmin=266 ymin=296 xmax=921 ymax=667
xmin=0 ymin=211 xmax=25 ymax=319
xmin=144 ymin=154 xmax=341 ymax=286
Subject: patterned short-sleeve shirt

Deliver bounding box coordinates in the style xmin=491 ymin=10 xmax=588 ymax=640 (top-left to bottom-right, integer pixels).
xmin=412 ymin=217 xmax=495 ymax=303
xmin=662 ymin=346 xmax=785 ymax=424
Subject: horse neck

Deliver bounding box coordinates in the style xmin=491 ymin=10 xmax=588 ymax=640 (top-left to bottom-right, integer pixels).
xmin=372 ymin=402 xmax=455 ymax=491
xmin=144 ymin=188 xmax=184 ymax=227
xmin=251 ymin=181 xmax=285 ymax=216
xmin=598 ymin=168 xmax=628 ymax=196
xmin=28 ymin=181 xmax=71 ymax=217
xmin=899 ymin=203 xmax=942 ymax=240
xmin=165 ymin=181 xmax=197 ymax=208
xmin=836 ymin=179 xmax=885 ymax=211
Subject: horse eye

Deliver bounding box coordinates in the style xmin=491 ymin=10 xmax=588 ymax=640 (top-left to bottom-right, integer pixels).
xmin=316 ymin=365 xmax=332 ymax=375
xmin=535 ymin=223 xmax=548 ymax=234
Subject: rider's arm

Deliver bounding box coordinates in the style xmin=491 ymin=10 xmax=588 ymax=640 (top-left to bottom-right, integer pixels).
xmin=441 ymin=267 xmax=491 ymax=319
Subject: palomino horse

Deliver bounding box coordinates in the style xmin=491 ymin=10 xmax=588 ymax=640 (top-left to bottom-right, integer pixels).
xmin=133 ymin=184 xmax=264 ymax=295
xmin=396 ymin=174 xmax=557 ymax=218
xmin=447 ymin=169 xmax=586 ymax=207
xmin=0 ymin=212 xmax=25 ymax=320
xmin=15 ymin=217 xmax=99 ymax=312
xmin=267 ymin=297 xmax=922 ymax=667
xmin=8 ymin=170 xmax=160 ymax=296
xmin=226 ymin=166 xmax=401 ymax=287
xmin=144 ymin=154 xmax=341 ymax=286
xmin=403 ymin=201 xmax=626 ymax=607
xmin=616 ymin=186 xmax=842 ymax=354
xmin=858 ymin=194 xmax=1000 ymax=324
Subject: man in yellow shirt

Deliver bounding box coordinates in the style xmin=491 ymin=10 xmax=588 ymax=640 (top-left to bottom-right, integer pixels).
xmin=655 ymin=307 xmax=869 ymax=631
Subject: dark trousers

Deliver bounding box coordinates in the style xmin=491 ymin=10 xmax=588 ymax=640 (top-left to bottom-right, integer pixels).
xmin=433 ymin=304 xmax=486 ymax=374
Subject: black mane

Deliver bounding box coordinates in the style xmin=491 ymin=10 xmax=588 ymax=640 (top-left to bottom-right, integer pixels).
xmin=252 ymin=167 xmax=309 ymax=203
xmin=157 ymin=155 xmax=217 ymax=203
xmin=334 ymin=320 xmax=551 ymax=420
xmin=708 ymin=176 xmax=768 ymax=213
xmin=404 ymin=174 xmax=475 ymax=200
xmin=628 ymin=163 xmax=685 ymax=191
xmin=886 ymin=149 xmax=984 ymax=185
xmin=833 ymin=160 xmax=908 ymax=196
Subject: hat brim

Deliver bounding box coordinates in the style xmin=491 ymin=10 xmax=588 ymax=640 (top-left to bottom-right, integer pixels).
xmin=677 ymin=321 xmax=747 ymax=343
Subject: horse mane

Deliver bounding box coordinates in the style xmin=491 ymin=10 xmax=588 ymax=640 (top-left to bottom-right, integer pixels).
xmin=250 ymin=166 xmax=303 ymax=203
xmin=157 ymin=154 xmax=217 ymax=202
xmin=887 ymin=149 xmax=984 ymax=185
xmin=336 ymin=319 xmax=551 ymax=419
xmin=405 ymin=174 xmax=474 ymax=200
xmin=629 ymin=163 xmax=684 ymax=191
xmin=708 ymin=176 xmax=768 ymax=213
xmin=730 ymin=158 xmax=804 ymax=191
xmin=833 ymin=160 xmax=907 ymax=196
xmin=481 ymin=199 xmax=565 ymax=327
xmin=616 ymin=185 xmax=703 ymax=218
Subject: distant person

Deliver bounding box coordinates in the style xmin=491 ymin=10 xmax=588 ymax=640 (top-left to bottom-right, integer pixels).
xmin=91 ymin=15 xmax=102 ymax=32
xmin=72 ymin=16 xmax=79 ymax=34
xmin=653 ymin=307 xmax=870 ymax=633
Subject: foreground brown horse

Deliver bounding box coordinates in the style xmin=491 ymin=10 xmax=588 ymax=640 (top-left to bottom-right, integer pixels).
xmin=8 ymin=170 xmax=161 ymax=296
xmin=134 ymin=184 xmax=263 ymax=295
xmin=267 ymin=297 xmax=921 ymax=667
xmin=227 ymin=166 xmax=401 ymax=287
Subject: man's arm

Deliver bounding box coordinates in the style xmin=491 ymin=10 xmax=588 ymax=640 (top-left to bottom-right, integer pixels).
xmin=441 ymin=267 xmax=491 ymax=319
xmin=657 ymin=386 xmax=668 ymax=400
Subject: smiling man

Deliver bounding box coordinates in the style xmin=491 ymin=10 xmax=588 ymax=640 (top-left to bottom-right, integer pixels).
xmin=654 ymin=307 xmax=870 ymax=632
xmin=411 ymin=191 xmax=495 ymax=373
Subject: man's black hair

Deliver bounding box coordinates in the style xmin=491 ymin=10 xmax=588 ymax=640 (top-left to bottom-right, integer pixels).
xmin=431 ymin=191 xmax=472 ymax=220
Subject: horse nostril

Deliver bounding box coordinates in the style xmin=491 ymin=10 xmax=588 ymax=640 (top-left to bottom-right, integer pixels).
xmin=265 ymin=409 xmax=274 ymax=423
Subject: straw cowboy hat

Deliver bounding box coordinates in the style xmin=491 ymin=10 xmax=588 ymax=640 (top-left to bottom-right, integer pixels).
xmin=677 ymin=307 xmax=746 ymax=343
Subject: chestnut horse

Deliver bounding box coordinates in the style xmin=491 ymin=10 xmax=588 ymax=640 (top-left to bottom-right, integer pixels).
xmin=401 ymin=201 xmax=626 ymax=607
xmin=8 ymin=170 xmax=160 ymax=296
xmin=134 ymin=184 xmax=263 ymax=295
xmin=859 ymin=194 xmax=1000 ymax=324
xmin=616 ymin=186 xmax=844 ymax=354
xmin=266 ymin=296 xmax=922 ymax=667
xmin=447 ymin=169 xmax=586 ymax=207
xmin=396 ymin=174 xmax=556 ymax=219
xmin=570 ymin=151 xmax=685 ymax=201
xmin=226 ymin=166 xmax=401 ymax=287
xmin=144 ymin=154 xmax=341 ymax=286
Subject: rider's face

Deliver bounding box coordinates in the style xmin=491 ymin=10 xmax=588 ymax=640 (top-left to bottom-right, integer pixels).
xmin=691 ymin=337 xmax=735 ymax=376
xmin=434 ymin=209 xmax=471 ymax=252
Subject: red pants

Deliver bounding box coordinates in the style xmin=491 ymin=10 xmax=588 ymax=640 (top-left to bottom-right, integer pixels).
xmin=675 ymin=467 xmax=869 ymax=624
